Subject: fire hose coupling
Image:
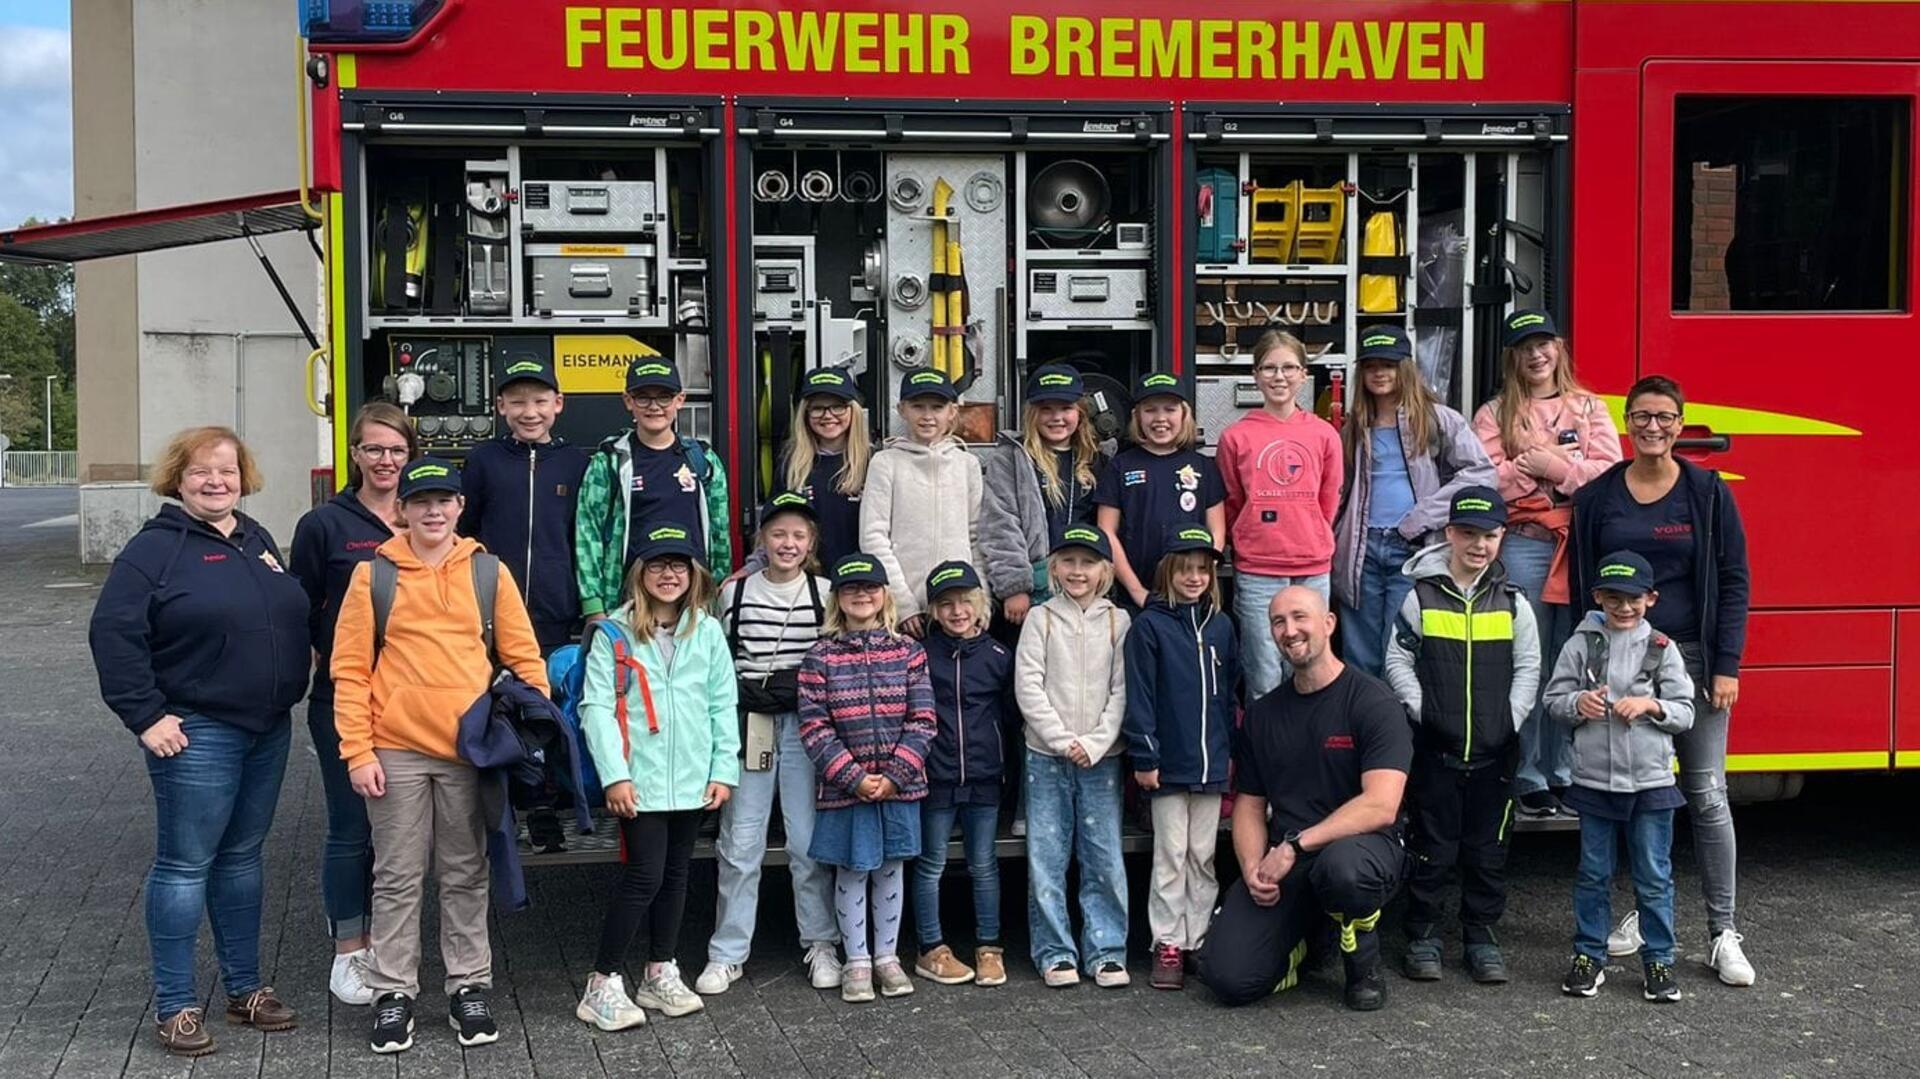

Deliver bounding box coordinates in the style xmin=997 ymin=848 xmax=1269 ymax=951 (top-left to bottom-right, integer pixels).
xmin=842 ymin=170 xmax=879 ymax=203
xmin=754 ymin=170 xmax=792 ymax=202
xmin=888 ymin=174 xmax=925 ymax=213
xmin=891 ymin=273 xmax=929 ymax=310
xmin=798 ymin=169 xmax=836 ymax=202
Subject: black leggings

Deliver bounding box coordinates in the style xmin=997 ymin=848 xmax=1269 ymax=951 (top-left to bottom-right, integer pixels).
xmin=594 ymin=810 xmax=701 ymax=973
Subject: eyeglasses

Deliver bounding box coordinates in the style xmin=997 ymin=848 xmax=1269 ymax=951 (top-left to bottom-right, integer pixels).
xmin=643 ymin=560 xmax=692 ymax=577
xmin=631 ymin=395 xmax=677 ymax=413
xmin=355 ymin=445 xmax=410 ymax=460
xmin=807 ymin=402 xmax=851 ymax=417
xmin=1254 ymin=364 xmax=1307 ymax=379
xmin=1625 ymin=410 xmax=1683 ymax=429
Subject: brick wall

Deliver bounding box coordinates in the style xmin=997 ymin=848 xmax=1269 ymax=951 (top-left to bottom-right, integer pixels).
xmin=1688 ymin=162 xmax=1737 ymax=311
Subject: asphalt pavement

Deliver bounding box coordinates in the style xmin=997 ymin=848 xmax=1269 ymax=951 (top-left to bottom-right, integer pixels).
xmin=0 ymin=487 xmax=1915 ymax=1078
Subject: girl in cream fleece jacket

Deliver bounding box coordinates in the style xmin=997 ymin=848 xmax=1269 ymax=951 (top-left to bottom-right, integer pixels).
xmin=859 ymin=388 xmax=984 ymax=628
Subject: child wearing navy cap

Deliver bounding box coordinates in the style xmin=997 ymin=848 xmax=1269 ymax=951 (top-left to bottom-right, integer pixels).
xmin=1382 ymin=485 xmax=1540 ymax=985
xmin=1542 ymin=550 xmax=1696 ymax=1003
xmin=1095 ymin=372 xmax=1227 ymax=613
xmin=860 ymin=368 xmax=983 ymax=638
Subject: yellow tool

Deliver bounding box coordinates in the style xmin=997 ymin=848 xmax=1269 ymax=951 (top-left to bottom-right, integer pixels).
xmin=943 ymin=229 xmax=965 ymax=380
xmin=1249 ymin=182 xmax=1300 ymax=263
xmin=930 ymin=178 xmax=954 ymax=377
xmin=1358 ymin=210 xmax=1403 ymax=312
xmin=757 ymin=348 xmax=775 ymax=493
xmin=1294 ymin=185 xmax=1346 ymax=263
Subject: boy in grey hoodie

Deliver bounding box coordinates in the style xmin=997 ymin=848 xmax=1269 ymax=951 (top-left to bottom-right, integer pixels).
xmin=1542 ymin=551 xmax=1695 ymax=1004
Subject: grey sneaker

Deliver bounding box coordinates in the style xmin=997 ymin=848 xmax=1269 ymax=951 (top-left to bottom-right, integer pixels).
xmin=576 ymin=972 xmax=648 ymax=1031
xmin=1607 ymin=910 xmax=1643 ymax=957
xmin=632 ymin=962 xmax=705 ymax=1017
xmin=841 ymin=963 xmax=876 ymax=1004
xmin=1464 ymin=939 xmax=1509 ymax=984
xmin=1402 ymin=931 xmax=1442 ymax=981
xmin=874 ymin=959 xmax=915 ymax=997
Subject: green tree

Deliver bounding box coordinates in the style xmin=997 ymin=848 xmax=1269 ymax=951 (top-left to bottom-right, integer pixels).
xmin=0 ymin=217 xmax=77 ymax=450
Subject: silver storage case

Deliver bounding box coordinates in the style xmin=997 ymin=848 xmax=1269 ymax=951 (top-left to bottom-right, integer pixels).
xmin=527 ymin=243 xmax=654 ymax=317
xmin=1025 ymin=266 xmax=1150 ymax=323
xmin=520 ymin=180 xmax=657 ymax=235
xmin=1193 ymin=374 xmax=1261 ymax=447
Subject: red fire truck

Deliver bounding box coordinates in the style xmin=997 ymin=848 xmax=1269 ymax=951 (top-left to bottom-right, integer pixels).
xmin=4 ymin=0 xmax=1916 ymax=791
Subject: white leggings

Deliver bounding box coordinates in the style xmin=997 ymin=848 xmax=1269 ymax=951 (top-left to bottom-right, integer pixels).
xmin=835 ymin=862 xmax=905 ymax=964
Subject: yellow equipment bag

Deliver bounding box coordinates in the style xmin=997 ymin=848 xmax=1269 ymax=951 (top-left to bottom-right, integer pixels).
xmin=1358 ymin=211 xmax=1404 ymax=313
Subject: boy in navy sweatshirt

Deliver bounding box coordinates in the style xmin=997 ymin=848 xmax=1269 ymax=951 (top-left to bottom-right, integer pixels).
xmin=460 ymin=348 xmax=590 ymax=653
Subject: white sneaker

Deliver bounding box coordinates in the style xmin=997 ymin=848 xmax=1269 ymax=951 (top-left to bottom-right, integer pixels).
xmin=1607 ymin=911 xmax=1643 ymax=958
xmin=805 ymin=943 xmax=844 ymax=989
xmin=694 ymin=961 xmax=742 ymax=996
xmin=330 ymin=949 xmax=375 ymax=1006
xmin=632 ymin=961 xmax=705 ymax=1017
xmin=575 ymin=972 xmax=648 ymax=1031
xmin=1709 ymin=930 xmax=1756 ymax=987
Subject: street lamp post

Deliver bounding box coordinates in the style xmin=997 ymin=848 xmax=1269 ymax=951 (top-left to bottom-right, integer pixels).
xmin=44 ymin=375 xmax=55 ymax=451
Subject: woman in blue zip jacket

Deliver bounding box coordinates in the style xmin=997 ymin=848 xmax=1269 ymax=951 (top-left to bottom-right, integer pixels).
xmin=288 ymin=402 xmax=416 ymax=1007
xmin=1569 ymin=374 xmax=1754 ymax=989
xmin=1123 ymin=526 xmax=1239 ymax=991
xmin=911 ymin=560 xmax=1014 ymax=989
xmin=88 ymin=427 xmax=310 ymax=1058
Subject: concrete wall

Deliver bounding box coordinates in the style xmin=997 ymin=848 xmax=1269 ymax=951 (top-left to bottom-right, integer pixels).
xmin=74 ymin=0 xmax=322 ymax=560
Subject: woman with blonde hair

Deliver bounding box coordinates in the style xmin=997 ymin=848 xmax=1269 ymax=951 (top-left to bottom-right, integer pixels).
xmin=1470 ymin=309 xmax=1621 ymax=817
xmin=1331 ymin=325 xmax=1495 ymax=677
xmin=290 ymin=402 xmax=418 ymax=1005
xmin=981 ymin=363 xmax=1107 ymax=626
xmin=90 ymin=427 xmax=310 ymax=1056
xmin=778 ymin=366 xmax=872 ymax=568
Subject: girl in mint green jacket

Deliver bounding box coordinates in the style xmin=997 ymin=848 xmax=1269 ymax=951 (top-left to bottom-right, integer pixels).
xmin=577 ymin=526 xmax=739 ymax=1030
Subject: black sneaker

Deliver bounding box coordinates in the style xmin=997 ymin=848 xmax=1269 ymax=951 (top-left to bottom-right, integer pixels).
xmin=1517 ymin=791 xmax=1562 ymax=819
xmin=1402 ymin=929 xmax=1442 ymax=982
xmin=449 ymin=986 xmax=499 ymax=1047
xmin=369 ymin=992 xmax=415 ymax=1054
xmin=1561 ymin=954 xmax=1605 ymax=998
xmin=1643 ymin=961 xmax=1680 ymax=1003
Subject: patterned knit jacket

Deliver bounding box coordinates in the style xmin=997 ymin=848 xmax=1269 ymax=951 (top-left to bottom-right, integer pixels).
xmin=797 ymin=628 xmax=938 ymax=809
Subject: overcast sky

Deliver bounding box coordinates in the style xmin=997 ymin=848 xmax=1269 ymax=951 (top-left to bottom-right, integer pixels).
xmin=0 ymin=1 xmax=72 ymax=228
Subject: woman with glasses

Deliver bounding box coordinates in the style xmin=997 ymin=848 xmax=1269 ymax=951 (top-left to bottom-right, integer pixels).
xmin=289 ymin=402 xmax=418 ymax=1007
xmin=1569 ymin=374 xmax=1754 ymax=989
xmin=1470 ymin=310 xmax=1622 ymax=819
xmin=1215 ymin=330 xmax=1343 ymax=697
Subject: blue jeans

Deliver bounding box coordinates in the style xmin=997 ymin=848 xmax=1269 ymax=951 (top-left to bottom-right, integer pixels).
xmin=914 ymin=800 xmax=1002 ymax=948
xmin=1024 ymin=750 xmax=1128 ymax=972
xmin=1573 ymin=803 xmax=1676 ymax=965
xmin=1501 ymin=534 xmax=1573 ymax=795
xmin=143 ymin=715 xmax=291 ymax=1019
xmin=1337 ymin=528 xmax=1417 ymax=678
xmin=308 ymin=697 xmax=373 ymax=941
xmin=1231 ymin=570 xmax=1332 ymax=698
xmin=709 ymin=712 xmax=839 ymax=964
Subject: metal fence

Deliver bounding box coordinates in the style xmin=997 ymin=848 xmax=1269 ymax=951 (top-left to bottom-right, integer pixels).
xmin=1 ymin=451 xmax=79 ymax=487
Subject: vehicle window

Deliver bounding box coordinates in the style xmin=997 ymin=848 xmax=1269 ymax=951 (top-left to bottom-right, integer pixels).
xmin=1672 ymin=96 xmax=1909 ymax=313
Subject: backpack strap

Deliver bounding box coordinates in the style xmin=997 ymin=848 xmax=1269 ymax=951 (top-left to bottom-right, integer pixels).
xmin=471 ymin=552 xmax=499 ymax=663
xmin=371 ymin=553 xmax=398 ymax=665
xmin=680 ymin=436 xmax=713 ymax=486
xmin=725 ymin=579 xmax=747 ymax=653
xmin=806 ymin=572 xmax=825 ymax=626
xmin=1584 ymin=630 xmax=1607 ymax=690
xmin=606 ymin=624 xmax=659 ymax=739
xmin=1393 ymin=611 xmax=1422 ymax=657
xmin=1640 ymin=632 xmax=1672 ymax=696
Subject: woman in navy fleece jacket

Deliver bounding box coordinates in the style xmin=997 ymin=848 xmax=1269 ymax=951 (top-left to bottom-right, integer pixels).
xmin=88 ymin=427 xmax=310 ymax=1056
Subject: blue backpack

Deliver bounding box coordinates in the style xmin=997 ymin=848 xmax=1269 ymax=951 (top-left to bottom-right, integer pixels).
xmin=546 ymin=621 xmax=628 ymax=807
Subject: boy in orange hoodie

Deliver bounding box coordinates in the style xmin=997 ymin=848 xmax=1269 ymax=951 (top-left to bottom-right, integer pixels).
xmin=331 ymin=458 xmax=548 ymax=1055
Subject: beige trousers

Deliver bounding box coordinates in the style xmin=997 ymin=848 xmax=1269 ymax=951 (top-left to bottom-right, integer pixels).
xmin=364 ymin=749 xmax=492 ymax=998
xmin=1148 ymin=792 xmax=1222 ymax=950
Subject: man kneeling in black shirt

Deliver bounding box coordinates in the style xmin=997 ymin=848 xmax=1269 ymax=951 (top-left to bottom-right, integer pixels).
xmin=1196 ymin=585 xmax=1412 ymax=1011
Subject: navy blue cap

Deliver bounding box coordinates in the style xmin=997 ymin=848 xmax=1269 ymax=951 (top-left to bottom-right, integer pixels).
xmin=898 ymin=367 xmax=959 ymax=402
xmin=801 ymin=366 xmax=861 ymax=403
xmin=633 ymin=523 xmax=701 ymax=564
xmin=495 ymin=349 xmax=559 ymax=393
xmin=1132 ymin=370 xmax=1187 ymax=403
xmin=625 ymin=358 xmax=683 ymax=394
xmin=1049 ymin=524 xmax=1112 ymax=561
xmin=1355 ymin=324 xmax=1412 ymax=363
xmin=924 ymin=560 xmax=982 ymax=599
xmin=759 ymin=490 xmax=818 ymax=527
xmin=1448 ymin=486 xmax=1508 ymax=531
xmin=1026 ymin=363 xmax=1086 ymax=405
xmin=1161 ymin=525 xmax=1223 ymax=560
xmin=398 ymin=456 xmax=463 ymax=500
xmin=830 ymin=551 xmax=890 ymax=589
xmin=1502 ymin=308 xmax=1559 ymax=349
xmin=1593 ymin=550 xmax=1657 ymax=596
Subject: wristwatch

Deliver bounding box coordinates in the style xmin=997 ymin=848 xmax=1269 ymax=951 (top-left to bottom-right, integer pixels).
xmin=1282 ymin=830 xmax=1306 ymax=858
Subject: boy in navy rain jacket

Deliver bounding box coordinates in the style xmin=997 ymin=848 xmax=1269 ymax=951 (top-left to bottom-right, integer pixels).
xmin=913 ymin=561 xmax=1014 ymax=988
xmin=1123 ymin=526 xmax=1238 ymax=990
xmin=460 ymin=349 xmax=590 ymax=653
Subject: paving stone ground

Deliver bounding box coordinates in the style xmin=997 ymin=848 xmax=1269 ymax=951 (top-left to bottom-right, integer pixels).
xmin=2 ymin=488 xmax=1916 ymax=1078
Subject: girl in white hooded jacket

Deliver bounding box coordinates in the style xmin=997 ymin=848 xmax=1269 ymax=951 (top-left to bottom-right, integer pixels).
xmin=1014 ymin=526 xmax=1131 ymax=989
xmin=860 ymin=369 xmax=983 ymax=637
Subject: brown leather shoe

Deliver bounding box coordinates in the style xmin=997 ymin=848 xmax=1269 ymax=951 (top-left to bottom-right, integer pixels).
xmin=156 ymin=1007 xmax=215 ymax=1057
xmin=225 ymin=987 xmax=297 ymax=1032
xmin=974 ymin=946 xmax=1007 ymax=987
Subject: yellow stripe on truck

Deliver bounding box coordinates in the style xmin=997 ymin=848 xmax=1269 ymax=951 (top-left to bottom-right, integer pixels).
xmin=1726 ymin=751 xmax=1888 ymax=773
xmin=1598 ymin=396 xmax=1859 ymax=437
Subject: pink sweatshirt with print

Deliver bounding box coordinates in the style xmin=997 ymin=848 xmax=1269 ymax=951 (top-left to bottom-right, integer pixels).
xmin=1470 ymin=394 xmax=1623 ymax=504
xmin=1217 ymin=408 xmax=1344 ymax=576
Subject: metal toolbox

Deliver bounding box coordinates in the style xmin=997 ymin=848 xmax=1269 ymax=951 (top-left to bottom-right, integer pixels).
xmin=520 ymin=180 xmax=657 ymax=235
xmin=527 ymin=243 xmax=654 ymax=317
xmin=1025 ymin=266 xmax=1149 ymax=322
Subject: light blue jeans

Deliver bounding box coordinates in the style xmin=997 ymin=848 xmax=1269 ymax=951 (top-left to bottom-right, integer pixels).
xmin=1337 ymin=528 xmax=1417 ymax=678
xmin=709 ymin=712 xmax=839 ymax=965
xmin=1024 ymin=750 xmax=1128 ymax=973
xmin=143 ymin=715 xmax=291 ymax=1019
xmin=1501 ymin=533 xmax=1574 ymax=795
xmin=1232 ymin=570 xmax=1333 ymax=698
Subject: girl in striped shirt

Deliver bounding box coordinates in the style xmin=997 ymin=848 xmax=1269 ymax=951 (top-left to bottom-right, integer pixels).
xmin=799 ymin=552 xmax=938 ymax=1004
